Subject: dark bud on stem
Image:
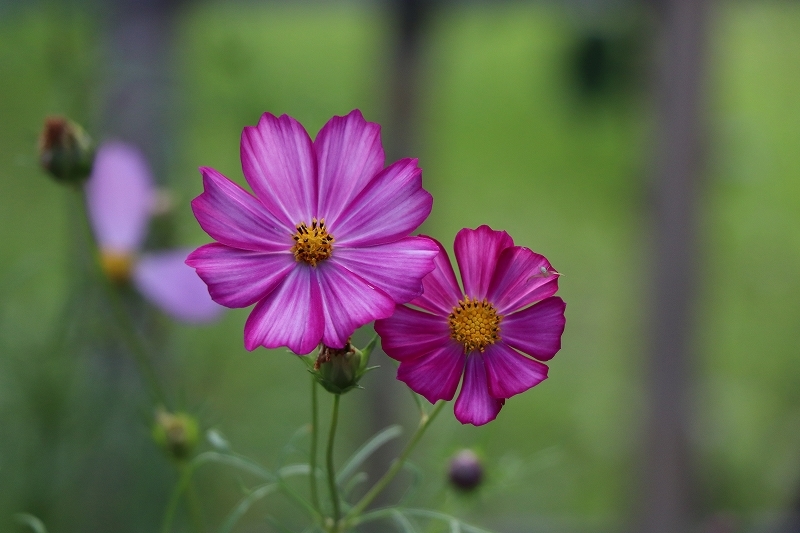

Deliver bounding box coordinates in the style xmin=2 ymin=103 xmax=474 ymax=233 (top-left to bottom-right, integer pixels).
xmin=448 ymin=449 xmax=484 ymax=492
xmin=38 ymin=116 xmax=93 ymax=185
xmin=305 ymin=336 xmax=379 ymax=395
xmin=152 ymin=409 xmax=199 ymax=461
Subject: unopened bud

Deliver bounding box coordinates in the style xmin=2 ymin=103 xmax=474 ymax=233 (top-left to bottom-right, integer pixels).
xmin=448 ymin=449 xmax=483 ymax=492
xmin=38 ymin=116 xmax=93 ymax=185
xmin=152 ymin=409 xmax=199 ymax=461
xmin=307 ymin=336 xmax=378 ymax=395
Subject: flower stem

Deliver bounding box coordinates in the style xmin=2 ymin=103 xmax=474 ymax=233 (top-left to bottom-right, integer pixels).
xmin=185 ymin=472 xmax=205 ymax=533
xmin=74 ymin=188 xmax=169 ymax=408
xmin=310 ymin=376 xmax=321 ymax=512
xmin=326 ymin=394 xmax=342 ymax=525
xmin=344 ymin=401 xmax=446 ymax=526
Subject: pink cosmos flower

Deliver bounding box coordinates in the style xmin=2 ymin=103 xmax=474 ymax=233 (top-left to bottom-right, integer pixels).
xmin=86 ymin=141 xmax=223 ymax=323
xmin=375 ymin=226 xmax=566 ymax=426
xmin=186 ymin=110 xmax=438 ymax=355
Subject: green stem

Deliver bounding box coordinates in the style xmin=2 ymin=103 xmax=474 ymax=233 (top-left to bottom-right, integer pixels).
xmin=104 ymin=280 xmax=170 ymax=407
xmin=344 ymin=401 xmax=446 ymax=526
xmin=73 ymin=187 xmax=169 ymax=408
xmin=162 ymin=461 xmax=197 ymax=533
xmin=186 ymin=473 xmax=204 ymax=533
xmin=326 ymin=394 xmax=342 ymax=525
xmin=310 ymin=376 xmax=321 ymax=512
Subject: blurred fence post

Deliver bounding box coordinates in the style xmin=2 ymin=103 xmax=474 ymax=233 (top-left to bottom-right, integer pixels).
xmin=101 ymin=0 xmax=183 ymax=181
xmin=80 ymin=2 xmax=184 ymax=531
xmin=360 ymin=0 xmax=433 ymax=515
xmin=641 ymin=0 xmax=709 ymax=532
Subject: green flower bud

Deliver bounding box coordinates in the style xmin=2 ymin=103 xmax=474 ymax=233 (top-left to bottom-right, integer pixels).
xmin=306 ymin=336 xmax=378 ymax=395
xmin=152 ymin=409 xmax=199 ymax=461
xmin=38 ymin=116 xmax=93 ymax=185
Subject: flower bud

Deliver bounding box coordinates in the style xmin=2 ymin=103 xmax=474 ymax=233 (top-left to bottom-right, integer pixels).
xmin=448 ymin=449 xmax=483 ymax=492
xmin=307 ymin=336 xmax=378 ymax=395
xmin=152 ymin=409 xmax=199 ymax=461
xmin=38 ymin=116 xmax=93 ymax=185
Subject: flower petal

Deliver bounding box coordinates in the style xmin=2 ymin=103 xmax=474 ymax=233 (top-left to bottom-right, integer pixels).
xmin=454 ymin=354 xmax=504 ymax=426
xmin=191 ymin=167 xmax=292 ymax=252
xmin=409 ymin=237 xmax=463 ymax=314
xmin=316 ymin=261 xmax=396 ymax=349
xmin=186 ymin=243 xmax=296 ymax=308
xmin=375 ymin=305 xmax=451 ymax=362
xmin=241 ymin=113 xmax=317 ymax=226
xmin=396 ymin=342 xmax=465 ymax=404
xmin=332 ymin=236 xmax=438 ymax=304
xmin=86 ymin=141 xmax=155 ymax=253
xmin=483 ymin=342 xmax=548 ymax=399
xmin=315 ymin=110 xmax=384 ymax=225
xmin=454 ymin=226 xmax=514 ymax=300
xmin=133 ymin=249 xmax=223 ymax=323
xmin=243 ymin=266 xmax=324 ymax=355
xmin=487 ymin=246 xmax=560 ymax=315
xmin=329 ymin=158 xmax=432 ymax=247
xmin=500 ymin=297 xmax=566 ymax=361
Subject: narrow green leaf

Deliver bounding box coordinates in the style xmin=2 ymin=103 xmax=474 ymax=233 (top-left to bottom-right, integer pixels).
xmin=277 ymin=425 xmax=311 ymax=468
xmin=196 ymin=451 xmax=275 ymax=481
xmin=391 ymin=509 xmax=418 ymax=533
xmin=401 ymin=509 xmax=496 ymax=533
xmin=336 ymin=425 xmax=403 ymax=484
xmin=15 ymin=514 xmax=47 ymax=533
xmin=343 ymin=471 xmax=369 ymax=498
xmin=398 ymin=461 xmax=422 ymax=505
xmin=218 ymin=483 xmax=278 ymax=533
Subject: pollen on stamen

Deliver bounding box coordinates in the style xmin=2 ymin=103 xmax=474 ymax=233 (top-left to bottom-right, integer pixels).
xmin=291 ymin=218 xmax=334 ymax=267
xmin=448 ymin=296 xmax=502 ymax=353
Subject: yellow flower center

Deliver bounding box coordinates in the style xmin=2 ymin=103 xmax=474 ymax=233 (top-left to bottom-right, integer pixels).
xmin=448 ymin=297 xmax=502 ymax=353
xmin=292 ymin=218 xmax=334 ymax=267
xmin=100 ymin=250 xmax=134 ymax=283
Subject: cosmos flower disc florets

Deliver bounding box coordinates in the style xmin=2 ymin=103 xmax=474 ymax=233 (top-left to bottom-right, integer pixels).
xmin=448 ymin=297 xmax=501 ymax=353
xmin=375 ymin=225 xmax=566 ymax=426
xmin=187 ymin=110 xmax=439 ymax=355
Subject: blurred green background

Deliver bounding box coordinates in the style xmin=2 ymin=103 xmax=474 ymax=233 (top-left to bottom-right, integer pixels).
xmin=1 ymin=0 xmax=799 ymax=532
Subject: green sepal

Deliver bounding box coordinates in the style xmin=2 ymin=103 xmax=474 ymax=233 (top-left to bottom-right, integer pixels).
xmin=306 ymin=334 xmax=380 ymax=395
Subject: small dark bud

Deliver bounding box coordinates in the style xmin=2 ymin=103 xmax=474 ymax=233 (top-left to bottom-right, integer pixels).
xmin=152 ymin=409 xmax=199 ymax=461
xmin=448 ymin=449 xmax=483 ymax=492
xmin=306 ymin=336 xmax=378 ymax=395
xmin=38 ymin=116 xmax=93 ymax=185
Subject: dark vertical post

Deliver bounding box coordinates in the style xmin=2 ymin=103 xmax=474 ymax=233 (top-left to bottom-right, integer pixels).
xmin=78 ymin=2 xmax=184 ymax=531
xmin=641 ymin=0 xmax=709 ymax=532
xmin=384 ymin=0 xmax=431 ymax=160
xmin=101 ymin=0 xmax=183 ymax=180
xmin=361 ymin=0 xmax=433 ymax=513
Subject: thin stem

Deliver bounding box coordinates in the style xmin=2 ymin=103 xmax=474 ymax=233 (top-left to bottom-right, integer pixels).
xmin=73 ymin=188 xmax=169 ymax=408
xmin=186 ymin=471 xmax=204 ymax=533
xmin=326 ymin=394 xmax=342 ymax=525
xmin=344 ymin=401 xmax=446 ymax=525
xmin=310 ymin=376 xmax=321 ymax=512
xmin=104 ymin=280 xmax=170 ymax=407
xmin=162 ymin=461 xmax=197 ymax=533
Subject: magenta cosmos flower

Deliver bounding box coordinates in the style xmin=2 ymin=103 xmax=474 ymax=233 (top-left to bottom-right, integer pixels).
xmin=375 ymin=226 xmax=566 ymax=426
xmin=86 ymin=141 xmax=222 ymax=323
xmin=186 ymin=110 xmax=438 ymax=355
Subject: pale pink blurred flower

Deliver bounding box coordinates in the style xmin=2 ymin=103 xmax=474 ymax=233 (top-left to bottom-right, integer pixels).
xmin=86 ymin=141 xmax=222 ymax=323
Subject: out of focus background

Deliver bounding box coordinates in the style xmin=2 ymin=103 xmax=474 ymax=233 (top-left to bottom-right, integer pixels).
xmin=1 ymin=0 xmax=799 ymax=532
